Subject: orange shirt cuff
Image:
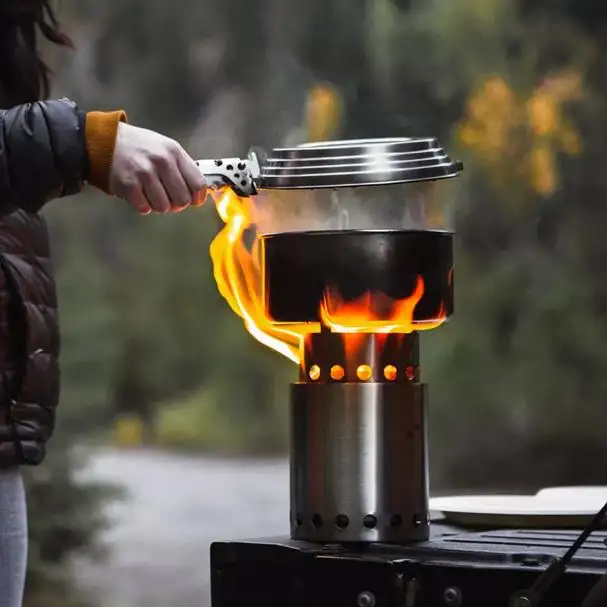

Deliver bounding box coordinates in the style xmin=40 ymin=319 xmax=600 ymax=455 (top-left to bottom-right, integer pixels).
xmin=85 ymin=110 xmax=128 ymax=194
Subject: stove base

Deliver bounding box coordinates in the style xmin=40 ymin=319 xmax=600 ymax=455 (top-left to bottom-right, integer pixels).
xmin=210 ymin=520 xmax=607 ymax=607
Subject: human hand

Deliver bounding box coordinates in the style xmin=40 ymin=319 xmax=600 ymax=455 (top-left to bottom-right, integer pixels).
xmin=109 ymin=123 xmax=207 ymax=214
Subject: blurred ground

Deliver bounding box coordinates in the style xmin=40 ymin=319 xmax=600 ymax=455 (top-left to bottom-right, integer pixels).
xmin=73 ymin=449 xmax=289 ymax=607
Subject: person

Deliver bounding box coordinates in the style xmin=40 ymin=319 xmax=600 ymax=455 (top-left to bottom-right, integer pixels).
xmin=0 ymin=1 xmax=208 ymax=605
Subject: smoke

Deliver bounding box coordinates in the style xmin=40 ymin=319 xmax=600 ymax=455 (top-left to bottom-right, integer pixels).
xmin=251 ymin=181 xmax=450 ymax=235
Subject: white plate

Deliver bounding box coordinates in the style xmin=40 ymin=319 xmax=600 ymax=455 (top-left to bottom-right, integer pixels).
xmin=430 ymin=490 xmax=607 ymax=528
xmin=535 ymin=486 xmax=607 ymax=502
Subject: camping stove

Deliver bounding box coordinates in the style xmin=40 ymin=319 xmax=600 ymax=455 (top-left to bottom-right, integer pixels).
xmin=272 ymin=226 xmax=454 ymax=544
xmin=290 ymin=330 xmax=428 ymax=543
xmin=199 ymin=137 xmax=458 ymax=545
xmin=201 ymin=139 xmax=606 ymax=606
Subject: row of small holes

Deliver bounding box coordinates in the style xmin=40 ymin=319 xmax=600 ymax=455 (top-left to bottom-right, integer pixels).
xmin=294 ymin=513 xmax=419 ymax=530
xmin=213 ymin=160 xmax=249 ymax=188
xmin=308 ymin=365 xmax=416 ymax=382
xmin=214 ymin=160 xmax=246 ymax=171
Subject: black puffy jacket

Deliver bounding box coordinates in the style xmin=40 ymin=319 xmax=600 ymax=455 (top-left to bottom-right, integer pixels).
xmin=0 ymin=98 xmax=87 ymax=467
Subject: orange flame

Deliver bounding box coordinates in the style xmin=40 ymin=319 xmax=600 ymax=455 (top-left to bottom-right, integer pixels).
xmin=209 ymin=189 xmax=304 ymax=364
xmin=320 ymin=276 xmax=446 ymax=333
xmin=209 ymin=188 xmax=447 ymax=365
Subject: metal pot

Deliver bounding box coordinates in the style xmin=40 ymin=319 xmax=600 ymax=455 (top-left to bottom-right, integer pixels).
xmin=197 ymin=137 xmax=461 ymax=324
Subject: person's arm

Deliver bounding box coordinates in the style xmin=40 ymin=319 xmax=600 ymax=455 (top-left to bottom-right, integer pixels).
xmin=0 ymin=98 xmax=95 ymax=215
xmin=85 ymin=108 xmax=128 ymax=195
xmin=0 ymin=97 xmax=206 ymax=217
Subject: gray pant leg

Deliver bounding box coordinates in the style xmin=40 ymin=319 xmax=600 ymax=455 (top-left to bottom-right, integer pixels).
xmin=0 ymin=468 xmax=27 ymax=607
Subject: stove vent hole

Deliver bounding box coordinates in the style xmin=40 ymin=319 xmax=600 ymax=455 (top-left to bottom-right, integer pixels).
xmin=330 ymin=365 xmax=345 ymax=381
xmin=334 ymin=514 xmax=350 ymax=530
xmin=312 ymin=513 xmax=323 ymax=528
xmin=357 ymin=365 xmax=373 ymax=381
xmin=389 ymin=514 xmax=403 ymax=528
xmin=384 ymin=365 xmax=397 ymax=381
xmin=413 ymin=513 xmax=428 ymax=527
xmin=362 ymin=514 xmax=378 ymax=529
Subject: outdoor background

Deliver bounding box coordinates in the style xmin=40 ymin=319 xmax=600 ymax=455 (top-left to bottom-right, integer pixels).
xmin=25 ymin=0 xmax=607 ymax=605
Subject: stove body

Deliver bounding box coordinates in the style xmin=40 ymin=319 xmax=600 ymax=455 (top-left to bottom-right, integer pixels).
xmin=290 ymin=330 xmax=428 ymax=544
xmin=203 ymin=138 xmax=605 ymax=606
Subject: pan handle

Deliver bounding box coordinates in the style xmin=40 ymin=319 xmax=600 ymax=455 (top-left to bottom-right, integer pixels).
xmin=196 ymin=153 xmax=260 ymax=197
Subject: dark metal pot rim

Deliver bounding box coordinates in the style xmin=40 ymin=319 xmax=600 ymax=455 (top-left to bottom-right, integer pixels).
xmin=260 ymin=228 xmax=455 ymax=239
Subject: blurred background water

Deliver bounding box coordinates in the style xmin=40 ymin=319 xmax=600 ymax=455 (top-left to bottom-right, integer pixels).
xmin=72 ymin=450 xmax=288 ymax=607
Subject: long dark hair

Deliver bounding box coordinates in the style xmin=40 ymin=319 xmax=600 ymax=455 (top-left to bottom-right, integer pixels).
xmin=0 ymin=0 xmax=73 ymax=106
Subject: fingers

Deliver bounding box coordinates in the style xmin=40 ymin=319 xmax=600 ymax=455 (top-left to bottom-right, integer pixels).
xmin=128 ymin=183 xmax=152 ymax=215
xmin=191 ymin=188 xmax=208 ymax=207
xmin=109 ymin=122 xmax=208 ymax=215
xmin=148 ymin=144 xmax=207 ymax=213
xmin=176 ymin=147 xmax=208 ymax=206
xmin=142 ymin=171 xmax=171 ymax=213
xmin=153 ymin=149 xmax=194 ymax=210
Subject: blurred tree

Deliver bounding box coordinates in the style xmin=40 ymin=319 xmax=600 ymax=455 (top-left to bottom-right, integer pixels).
xmin=91 ymin=0 xmax=217 ymax=130
xmin=518 ymin=0 xmax=607 ymax=39
xmin=403 ymin=0 xmax=607 ymax=489
xmin=46 ymin=200 xmax=120 ymax=435
xmin=110 ymin=207 xmax=225 ymax=421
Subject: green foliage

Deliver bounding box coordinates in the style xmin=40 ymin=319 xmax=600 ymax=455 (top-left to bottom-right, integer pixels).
xmin=108 ymin=207 xmax=222 ymax=417
xmin=45 ymin=195 xmax=121 ymax=435
xmin=154 ymin=383 xmax=288 ymax=454
xmin=90 ymin=0 xmax=216 ymax=130
xmin=153 ymin=312 xmax=293 ymax=453
xmin=404 ymin=0 xmax=607 ymax=490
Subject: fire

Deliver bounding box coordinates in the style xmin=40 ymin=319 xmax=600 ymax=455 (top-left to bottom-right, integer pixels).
xmin=209 ymin=188 xmax=448 ymax=365
xmin=320 ymin=277 xmax=446 ymax=333
xmin=209 ymin=189 xmax=304 ymax=364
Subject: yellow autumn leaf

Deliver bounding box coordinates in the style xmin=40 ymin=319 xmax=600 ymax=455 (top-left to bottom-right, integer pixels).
xmin=466 ymin=76 xmax=515 ymax=125
xmin=527 ymin=93 xmax=559 ymax=137
xmin=483 ymin=75 xmax=515 ymax=106
xmin=306 ymin=83 xmax=343 ymax=142
xmin=458 ymin=69 xmax=583 ymax=198
xmin=529 ymin=145 xmax=557 ymax=196
xmin=459 ymin=85 xmax=518 ymax=167
xmin=457 ymin=124 xmax=480 ymax=148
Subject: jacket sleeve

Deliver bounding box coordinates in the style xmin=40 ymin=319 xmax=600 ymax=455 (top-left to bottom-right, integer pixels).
xmin=0 ymin=98 xmax=87 ymax=216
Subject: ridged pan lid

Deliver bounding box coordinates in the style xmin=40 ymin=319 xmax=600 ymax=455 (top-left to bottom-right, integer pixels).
xmin=256 ymin=137 xmax=463 ymax=190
